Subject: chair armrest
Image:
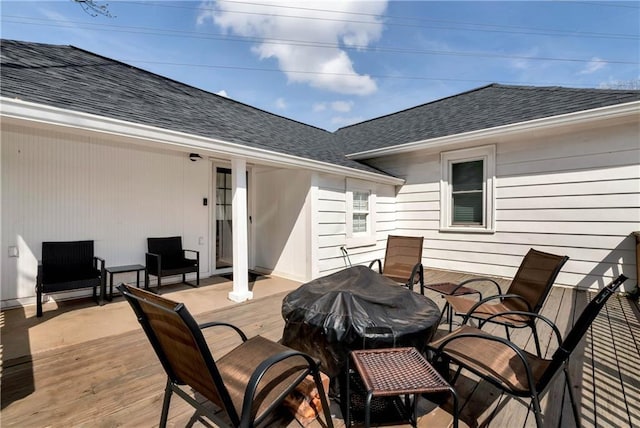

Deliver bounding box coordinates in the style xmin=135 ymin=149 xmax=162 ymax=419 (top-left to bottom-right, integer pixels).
xmin=199 ymin=321 xmax=248 ymax=341
xmin=94 ymin=256 xmax=106 ymax=272
xmin=183 ymin=249 xmax=199 ymax=257
xmin=408 ymin=262 xmax=424 ymax=293
xmin=146 ymin=252 xmax=161 ymax=273
xmin=241 ymin=349 xmax=321 ymax=424
xmin=482 ymin=310 xmax=563 ymax=348
xmin=453 ymin=277 xmax=502 ymax=296
xmin=462 ymin=293 xmax=533 ymax=325
xmin=368 ymin=259 xmax=382 ymax=273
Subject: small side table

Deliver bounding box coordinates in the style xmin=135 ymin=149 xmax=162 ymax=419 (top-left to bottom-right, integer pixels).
xmin=105 ymin=264 xmax=146 ymax=301
xmin=346 ymin=347 xmax=458 ymax=428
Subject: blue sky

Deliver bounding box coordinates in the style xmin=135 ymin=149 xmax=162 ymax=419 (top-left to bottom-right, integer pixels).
xmin=2 ymin=1 xmax=638 ymax=131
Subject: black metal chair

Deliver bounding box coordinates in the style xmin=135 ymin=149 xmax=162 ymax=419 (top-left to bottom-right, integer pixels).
xmin=145 ymin=236 xmax=199 ymax=291
xmin=36 ymin=240 xmax=105 ymax=317
xmin=442 ymin=248 xmax=569 ymax=356
xmin=428 ymin=274 xmax=628 ymax=428
xmin=118 ymin=284 xmax=334 ymax=428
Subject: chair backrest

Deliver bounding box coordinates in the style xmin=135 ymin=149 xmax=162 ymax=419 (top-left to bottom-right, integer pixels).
xmin=382 ymin=235 xmax=424 ymax=281
xmin=147 ymin=236 xmax=183 ymax=256
xmin=117 ymin=284 xmax=239 ymax=425
xmin=540 ymin=274 xmax=627 ymax=387
xmin=42 ymin=240 xmax=94 ymax=267
xmin=504 ymin=249 xmax=569 ymax=313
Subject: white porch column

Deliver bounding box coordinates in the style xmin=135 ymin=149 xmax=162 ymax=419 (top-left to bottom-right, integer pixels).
xmin=228 ymin=158 xmax=253 ymax=302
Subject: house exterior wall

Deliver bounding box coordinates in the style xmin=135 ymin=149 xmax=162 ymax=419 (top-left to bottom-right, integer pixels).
xmin=365 ymin=121 xmax=639 ymax=291
xmin=1 ymin=122 xmax=210 ymax=307
xmin=252 ymin=167 xmax=312 ymax=282
xmin=316 ymin=173 xmax=397 ymax=275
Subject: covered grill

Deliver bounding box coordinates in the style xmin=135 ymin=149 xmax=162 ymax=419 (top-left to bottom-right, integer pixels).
xmin=281 ymin=266 xmax=441 ymax=377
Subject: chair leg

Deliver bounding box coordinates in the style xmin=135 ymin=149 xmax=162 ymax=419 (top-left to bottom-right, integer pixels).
xmin=160 ymin=378 xmax=173 ymax=428
xmin=504 ymin=325 xmax=511 ymax=341
xmin=531 ymin=393 xmax=544 ymax=428
xmin=36 ymin=286 xmax=43 ymax=317
xmin=311 ymin=369 xmax=334 ymax=428
xmin=564 ymin=366 xmax=581 ymax=428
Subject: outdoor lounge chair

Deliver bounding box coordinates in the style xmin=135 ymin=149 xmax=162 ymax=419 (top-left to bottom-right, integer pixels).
xmin=36 ymin=240 xmax=105 ymax=317
xmin=145 ymin=236 xmax=199 ymax=291
xmin=427 ymin=274 xmax=628 ymax=428
xmin=118 ymin=283 xmax=334 ymax=428
xmin=442 ymin=248 xmax=568 ymax=356
xmin=368 ymin=235 xmax=424 ymax=292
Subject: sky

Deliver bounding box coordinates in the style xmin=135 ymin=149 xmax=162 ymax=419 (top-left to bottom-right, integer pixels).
xmin=1 ymin=1 xmax=639 ymax=131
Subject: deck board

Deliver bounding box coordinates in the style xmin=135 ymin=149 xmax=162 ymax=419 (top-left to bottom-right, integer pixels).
xmin=2 ymin=272 xmax=638 ymax=428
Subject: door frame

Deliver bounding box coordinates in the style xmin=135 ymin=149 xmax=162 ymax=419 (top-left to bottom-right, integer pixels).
xmin=210 ymin=161 xmax=253 ymax=275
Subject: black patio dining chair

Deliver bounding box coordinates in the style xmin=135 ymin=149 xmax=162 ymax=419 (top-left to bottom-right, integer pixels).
xmin=36 ymin=240 xmax=105 ymax=317
xmin=118 ymin=283 xmax=334 ymax=428
xmin=145 ymin=236 xmax=199 ymax=291
xmin=427 ymin=274 xmax=628 ymax=428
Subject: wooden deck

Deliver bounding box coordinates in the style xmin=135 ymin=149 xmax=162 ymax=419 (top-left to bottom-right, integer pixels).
xmin=1 ymin=270 xmax=638 ymax=427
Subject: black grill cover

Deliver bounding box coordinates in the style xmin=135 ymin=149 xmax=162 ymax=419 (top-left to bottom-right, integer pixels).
xmin=281 ymin=265 xmax=441 ymax=377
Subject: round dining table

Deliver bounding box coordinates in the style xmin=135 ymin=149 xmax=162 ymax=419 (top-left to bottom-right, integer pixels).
xmin=281 ymin=265 xmax=441 ymax=378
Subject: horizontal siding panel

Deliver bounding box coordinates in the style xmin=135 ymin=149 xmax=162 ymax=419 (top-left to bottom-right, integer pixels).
xmin=500 ymin=164 xmax=639 ymax=187
xmin=318 ymin=234 xmax=346 ymax=248
xmin=497 ymin=179 xmax=639 ymax=198
xmin=396 ymin=219 xmax=439 ymax=230
xmin=396 ymin=211 xmax=439 ymax=221
xmin=317 ymin=212 xmax=345 ymax=224
xmin=497 ymin=220 xmax=636 ymax=236
xmin=397 ymin=182 xmax=439 ymax=194
xmin=498 ymin=149 xmax=636 ymax=177
xmin=318 ymin=200 xmax=345 ymax=212
xmin=426 ymin=231 xmax=634 ymax=252
xmin=497 ymin=194 xmax=639 ymax=210
xmin=396 ymin=201 xmax=439 ymax=211
xmin=318 ymin=223 xmax=346 ymax=235
xmin=496 ymin=208 xmax=639 ymax=222
xmin=424 ymin=241 xmax=634 ymax=264
xmin=396 ymin=191 xmax=439 ymax=203
xmin=318 ymin=188 xmax=345 ymax=202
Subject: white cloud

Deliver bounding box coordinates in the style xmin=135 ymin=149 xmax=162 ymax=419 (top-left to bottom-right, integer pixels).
xmin=313 ymin=102 xmax=327 ymax=112
xmin=216 ymin=89 xmax=229 ymax=97
xmin=275 ymin=97 xmax=287 ymax=109
xmin=580 ymin=57 xmax=607 ymax=75
xmin=331 ymin=100 xmax=353 ymax=113
xmin=198 ymin=0 xmax=387 ymax=95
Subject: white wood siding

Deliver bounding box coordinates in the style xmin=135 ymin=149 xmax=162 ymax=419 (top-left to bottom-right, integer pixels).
xmin=316 ymin=174 xmax=397 ymax=275
xmin=252 ymin=167 xmax=311 ymax=282
xmin=366 ymin=122 xmax=639 ymax=291
xmin=1 ymin=123 xmax=210 ymax=307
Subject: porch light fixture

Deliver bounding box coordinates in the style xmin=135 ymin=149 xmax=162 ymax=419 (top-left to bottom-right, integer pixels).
xmin=189 ymin=153 xmax=202 ymax=162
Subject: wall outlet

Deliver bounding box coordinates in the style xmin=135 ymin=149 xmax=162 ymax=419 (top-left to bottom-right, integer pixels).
xmin=8 ymin=246 xmax=19 ymax=257
xmin=198 ymin=237 xmax=204 ymax=245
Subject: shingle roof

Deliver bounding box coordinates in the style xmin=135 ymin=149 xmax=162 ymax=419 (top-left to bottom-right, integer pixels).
xmin=0 ymin=39 xmax=383 ymax=174
xmin=2 ymin=40 xmax=639 ymax=170
xmin=336 ymin=83 xmax=640 ymax=154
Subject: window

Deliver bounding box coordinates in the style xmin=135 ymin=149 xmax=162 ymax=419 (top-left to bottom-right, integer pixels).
xmin=441 ymin=145 xmax=495 ymax=232
xmin=346 ymin=179 xmax=377 ymax=247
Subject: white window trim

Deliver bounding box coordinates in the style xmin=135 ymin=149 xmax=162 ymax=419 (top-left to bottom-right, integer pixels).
xmin=346 ymin=178 xmax=377 ymax=247
xmin=440 ymin=145 xmax=496 ymax=233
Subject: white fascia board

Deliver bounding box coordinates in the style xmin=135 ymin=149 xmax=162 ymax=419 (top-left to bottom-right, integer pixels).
xmin=346 ymin=101 xmax=640 ymax=159
xmin=0 ymin=98 xmax=404 ymax=186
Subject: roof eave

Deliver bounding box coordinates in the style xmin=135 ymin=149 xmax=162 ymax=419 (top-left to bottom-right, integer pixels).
xmin=346 ymin=101 xmax=640 ymax=160
xmin=0 ymin=97 xmax=405 ymax=185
